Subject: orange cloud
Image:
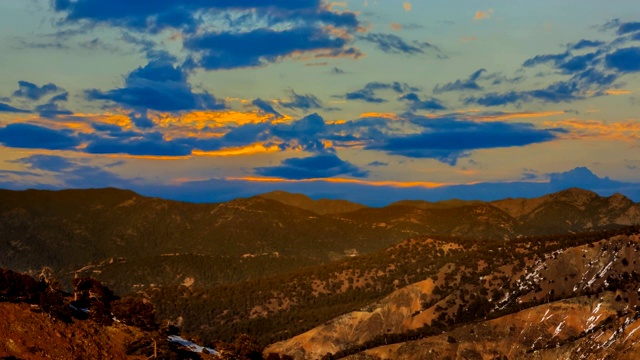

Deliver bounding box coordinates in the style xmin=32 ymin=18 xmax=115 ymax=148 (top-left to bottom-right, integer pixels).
xmin=227 ymin=176 xmax=450 ymax=189
xmin=461 ymin=36 xmax=478 ymax=42
xmin=327 ymin=2 xmax=347 ymax=10
xmin=476 ymin=111 xmax=566 ymax=121
xmin=193 ymin=143 xmax=281 ymax=157
xmin=605 ymin=89 xmax=632 ymax=95
xmin=403 ymin=2 xmax=411 ymax=12
xmin=359 ymin=112 xmax=401 ymax=120
xmin=475 ymin=9 xmax=493 ymax=20
xmin=545 ymin=119 xmax=640 ymax=141
xmin=390 ymin=22 xmax=402 ymax=31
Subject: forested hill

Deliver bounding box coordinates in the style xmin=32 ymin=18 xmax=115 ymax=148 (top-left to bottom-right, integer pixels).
xmin=1 ymin=187 xmax=639 ymax=294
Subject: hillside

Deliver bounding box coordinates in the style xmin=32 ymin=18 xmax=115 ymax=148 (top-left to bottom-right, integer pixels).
xmin=2 ymin=187 xmax=640 ymax=358
xmin=264 ymin=227 xmax=640 ymax=359
xmin=2 ymin=187 xmax=637 ymax=295
xmin=0 ymin=188 xmax=410 ymax=293
xmin=258 ymin=191 xmax=366 ymax=215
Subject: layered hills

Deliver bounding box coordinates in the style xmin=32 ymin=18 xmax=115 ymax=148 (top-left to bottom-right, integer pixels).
xmin=2 ymin=187 xmax=640 ymax=359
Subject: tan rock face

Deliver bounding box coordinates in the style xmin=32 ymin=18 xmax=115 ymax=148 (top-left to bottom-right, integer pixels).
xmin=350 ymin=293 xmax=640 ymax=360
xmin=266 ymin=232 xmax=640 ymax=360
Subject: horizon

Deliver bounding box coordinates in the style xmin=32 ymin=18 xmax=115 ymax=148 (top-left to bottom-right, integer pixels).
xmin=3 ymin=169 xmax=639 ymax=208
xmin=1 ymin=1 xmax=639 ymax=203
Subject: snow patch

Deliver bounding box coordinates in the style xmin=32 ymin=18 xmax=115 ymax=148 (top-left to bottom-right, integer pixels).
xmin=168 ymin=335 xmax=218 ymax=354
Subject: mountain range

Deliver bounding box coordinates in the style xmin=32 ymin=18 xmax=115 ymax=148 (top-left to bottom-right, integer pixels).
xmin=2 ymin=187 xmax=640 ymax=359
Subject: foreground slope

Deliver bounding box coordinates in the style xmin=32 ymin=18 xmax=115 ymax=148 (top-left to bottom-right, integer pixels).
xmin=0 ymin=302 xmax=135 ymax=360
xmin=265 ymin=228 xmax=640 ymax=359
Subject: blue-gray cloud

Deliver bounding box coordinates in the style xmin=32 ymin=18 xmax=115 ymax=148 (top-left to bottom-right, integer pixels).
xmin=0 ymin=102 xmax=31 ymax=113
xmin=13 ymin=154 xmax=134 ymax=188
xmin=54 ymin=1 xmax=361 ymax=70
xmin=86 ymin=60 xmax=225 ymax=115
xmin=399 ymin=93 xmax=446 ymax=111
xmin=255 ymin=153 xmax=368 ymax=179
xmin=252 ymin=98 xmax=282 ymax=118
xmin=605 ymin=47 xmax=640 ymax=72
xmin=433 ymin=69 xmax=486 ymax=93
xmin=0 ymin=123 xmax=80 ymax=150
xmin=12 ymin=81 xmax=61 ymax=101
xmin=358 ymin=33 xmax=442 ymax=56
xmin=343 ymin=82 xmax=418 ymax=103
xmin=184 ymin=27 xmax=358 ymax=70
xmin=365 ymin=117 xmax=564 ymax=165
xmin=279 ymin=90 xmax=325 ymax=112
xmin=35 ymin=92 xmax=73 ymax=118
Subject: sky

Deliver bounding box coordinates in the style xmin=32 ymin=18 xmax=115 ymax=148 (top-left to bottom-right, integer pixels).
xmin=1 ymin=0 xmax=640 ymax=206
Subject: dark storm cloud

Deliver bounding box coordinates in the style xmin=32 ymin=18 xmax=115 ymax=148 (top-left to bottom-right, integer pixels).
xmin=0 ymin=123 xmax=80 ymax=150
xmin=255 ymin=153 xmax=368 ymax=179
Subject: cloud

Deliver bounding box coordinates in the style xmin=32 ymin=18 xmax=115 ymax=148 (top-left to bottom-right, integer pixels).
xmin=252 ymin=98 xmax=282 ymax=118
xmin=85 ymin=132 xmax=192 ymax=157
xmin=616 ymin=21 xmax=640 ymax=35
xmin=279 ymin=90 xmax=325 ymax=111
xmin=365 ymin=117 xmax=564 ymax=165
xmin=86 ymin=60 xmax=225 ymax=113
xmin=271 ymin=113 xmax=330 ymax=152
xmin=35 ymin=92 xmax=73 ymax=118
xmin=12 ymin=81 xmax=61 ymax=101
xmin=54 ymin=1 xmax=362 ymax=70
xmin=367 ymin=161 xmax=388 ymax=167
xmin=344 ymin=81 xmax=417 ymax=103
xmin=12 ymin=154 xmax=76 ymax=172
xmin=474 ymin=9 xmax=493 ymax=20
xmin=331 ymin=67 xmax=346 ymax=75
xmin=403 ymin=3 xmax=411 ymax=12
xmin=399 ymin=93 xmax=446 ymax=111
xmin=433 ymin=69 xmax=486 ymax=93
xmin=569 ymin=39 xmax=605 ymax=50
xmin=184 ymin=27 xmax=357 ymax=70
xmin=255 ymin=153 xmax=368 ymax=179
xmin=605 ymin=47 xmax=640 ymax=72
xmin=14 ymin=154 xmax=134 ymax=188
xmin=0 ymin=102 xmax=31 ymax=113
xmin=53 ymin=0 xmax=359 ymax=33
xmin=359 ymin=33 xmax=441 ymax=55
xmin=0 ymin=123 xmax=80 ymax=150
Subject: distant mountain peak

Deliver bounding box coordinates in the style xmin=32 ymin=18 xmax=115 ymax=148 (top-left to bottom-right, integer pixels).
xmin=257 ymin=190 xmax=365 ymax=215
